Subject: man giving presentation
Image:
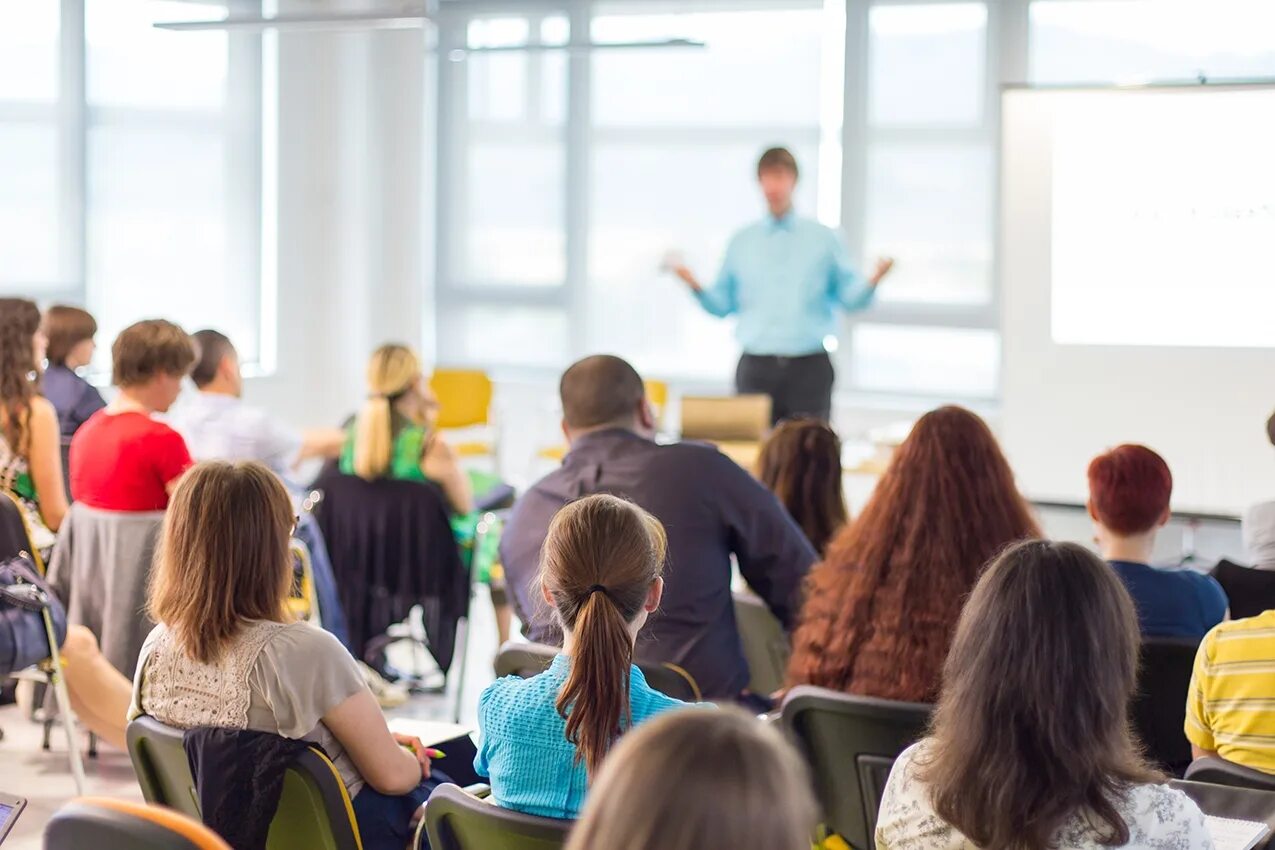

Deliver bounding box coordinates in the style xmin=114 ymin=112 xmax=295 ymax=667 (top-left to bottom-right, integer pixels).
xmin=669 ymin=147 xmax=894 ymax=423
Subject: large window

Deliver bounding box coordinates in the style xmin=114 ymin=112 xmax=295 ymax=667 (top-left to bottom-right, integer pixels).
xmin=437 ymin=0 xmax=1003 ymax=400
xmin=0 ymin=0 xmax=269 ymax=371
xmin=437 ymin=1 xmax=846 ymax=383
xmin=1030 ymin=0 xmax=1275 ymax=84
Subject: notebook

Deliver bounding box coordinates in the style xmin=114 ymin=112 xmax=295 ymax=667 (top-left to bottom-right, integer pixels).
xmin=387 ymin=718 xmax=474 ymax=748
xmin=1205 ymin=815 xmax=1271 ymax=850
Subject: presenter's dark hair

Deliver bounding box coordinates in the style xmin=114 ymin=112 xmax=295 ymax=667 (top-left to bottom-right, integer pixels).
xmin=917 ymin=539 xmax=1157 ymax=850
xmin=1267 ymin=410 xmax=1275 ymax=447
xmin=757 ymin=147 xmax=798 ymax=178
xmin=560 ymin=355 xmax=646 ymax=430
xmin=190 ymin=329 xmax=235 ymax=389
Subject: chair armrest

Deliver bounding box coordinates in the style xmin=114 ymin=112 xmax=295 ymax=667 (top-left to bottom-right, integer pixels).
xmin=463 ymin=783 xmax=491 ymax=798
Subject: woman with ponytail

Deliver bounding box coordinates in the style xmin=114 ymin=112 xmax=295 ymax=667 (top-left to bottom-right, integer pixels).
xmin=475 ymin=494 xmax=689 ymax=819
xmin=339 ymin=344 xmax=472 ymax=514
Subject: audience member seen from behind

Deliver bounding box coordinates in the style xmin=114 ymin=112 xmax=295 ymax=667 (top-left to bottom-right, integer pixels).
xmin=0 ymin=298 xmax=68 ymax=552
xmin=69 ymin=320 xmax=195 ymax=511
xmin=169 ymin=329 xmax=344 ymax=484
xmin=756 ymin=417 xmax=848 ymax=556
xmin=501 ymin=355 xmax=816 ymax=703
xmin=1206 ymin=502 xmax=1275 ymax=620
xmin=1088 ymin=444 xmax=1226 ymax=639
xmin=566 ymin=708 xmax=815 ymax=850
xmin=476 ymin=494 xmax=687 ymax=819
xmin=786 ymin=406 xmax=1040 ymax=703
xmin=341 ymin=343 xmax=473 ymax=514
xmin=41 ymin=305 xmax=106 ymax=440
xmin=130 ymin=461 xmax=447 ymax=850
xmin=876 ymin=540 xmax=1211 ymax=850
xmin=0 ymin=299 xmax=133 ymax=749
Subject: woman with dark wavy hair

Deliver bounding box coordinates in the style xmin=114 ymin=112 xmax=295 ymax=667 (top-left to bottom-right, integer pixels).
xmin=0 ymin=298 xmax=67 ymax=551
xmin=785 ymin=405 xmax=1039 ymax=702
xmin=876 ymin=540 xmax=1210 ymax=850
xmin=756 ymin=418 xmax=847 ymax=556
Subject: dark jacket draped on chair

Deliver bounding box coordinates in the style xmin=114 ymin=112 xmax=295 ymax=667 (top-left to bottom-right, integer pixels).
xmin=312 ymin=469 xmax=469 ymax=672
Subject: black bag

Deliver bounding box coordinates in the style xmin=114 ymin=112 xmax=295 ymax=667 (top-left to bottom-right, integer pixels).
xmin=0 ymin=555 xmax=67 ymax=675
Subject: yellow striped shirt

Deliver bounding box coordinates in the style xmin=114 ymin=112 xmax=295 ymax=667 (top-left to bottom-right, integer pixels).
xmin=1186 ymin=610 xmax=1275 ymax=773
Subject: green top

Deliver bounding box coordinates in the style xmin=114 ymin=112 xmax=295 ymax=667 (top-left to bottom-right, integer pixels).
xmin=338 ymin=416 xmax=430 ymax=484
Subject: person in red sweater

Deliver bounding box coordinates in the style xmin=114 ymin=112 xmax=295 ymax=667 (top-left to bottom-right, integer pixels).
xmin=70 ymin=319 xmax=196 ymax=510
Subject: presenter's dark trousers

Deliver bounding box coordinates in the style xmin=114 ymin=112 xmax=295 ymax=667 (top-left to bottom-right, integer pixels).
xmin=735 ymin=351 xmax=834 ymax=424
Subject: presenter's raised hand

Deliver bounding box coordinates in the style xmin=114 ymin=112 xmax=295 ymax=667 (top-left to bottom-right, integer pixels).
xmin=661 ymin=250 xmax=702 ymax=292
xmin=868 ymin=257 xmax=895 ymax=287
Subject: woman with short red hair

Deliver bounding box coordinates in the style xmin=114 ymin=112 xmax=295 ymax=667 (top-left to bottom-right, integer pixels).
xmin=1087 ymin=444 xmax=1226 ymax=639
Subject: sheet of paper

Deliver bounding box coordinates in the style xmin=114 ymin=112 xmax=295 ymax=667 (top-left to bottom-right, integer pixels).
xmin=1205 ymin=815 xmax=1271 ymax=850
xmin=387 ymin=718 xmax=475 ymax=747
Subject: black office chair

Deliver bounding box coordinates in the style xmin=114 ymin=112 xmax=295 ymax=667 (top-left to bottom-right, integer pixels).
xmin=421 ymin=782 xmax=570 ymax=850
xmin=493 ymin=641 xmax=702 ymax=702
xmin=780 ymin=685 xmax=931 ymax=849
xmin=1132 ymin=637 xmax=1200 ymax=776
xmin=1185 ymin=755 xmax=1275 ymax=792
xmin=1212 ymin=560 xmax=1275 ymax=620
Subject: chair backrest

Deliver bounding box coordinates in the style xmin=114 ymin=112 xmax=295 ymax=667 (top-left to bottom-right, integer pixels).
xmin=679 ymin=395 xmax=772 ymax=442
xmin=127 ymin=717 xmax=363 ymax=850
xmin=44 ymin=797 xmax=231 ymax=850
xmin=733 ymin=591 xmax=790 ymax=697
xmin=431 ymin=369 xmax=493 ymax=430
xmin=1171 ymin=778 xmax=1275 ymax=843
xmin=781 ymin=685 xmax=932 ymax=849
xmin=1132 ymin=637 xmax=1200 ymax=776
xmin=643 ymin=379 xmax=668 ymax=428
xmin=0 ymin=489 xmax=43 ymax=574
xmin=1185 ymin=755 xmax=1275 ymax=792
xmin=493 ymin=641 xmax=701 ymax=702
xmin=266 ymin=747 xmax=363 ymax=850
xmin=425 ymin=782 xmax=570 ymax=850
xmin=287 ymin=539 xmax=317 ymax=623
xmin=311 ymin=470 xmax=469 ymax=671
xmin=127 ymin=715 xmax=203 ymax=821
xmin=1211 ymin=560 xmax=1275 ymax=621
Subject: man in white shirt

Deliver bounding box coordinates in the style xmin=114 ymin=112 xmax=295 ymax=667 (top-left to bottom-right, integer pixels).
xmin=170 ymin=329 xmax=344 ymax=482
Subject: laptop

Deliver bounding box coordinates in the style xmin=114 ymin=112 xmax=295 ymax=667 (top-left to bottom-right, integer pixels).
xmin=0 ymin=793 xmax=26 ymax=845
xmin=679 ymin=395 xmax=772 ymax=442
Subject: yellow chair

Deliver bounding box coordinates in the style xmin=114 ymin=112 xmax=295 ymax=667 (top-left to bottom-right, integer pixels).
xmin=536 ymin=379 xmax=670 ymax=464
xmin=430 ymin=369 xmax=498 ymax=461
xmin=286 ymin=539 xmax=320 ymax=625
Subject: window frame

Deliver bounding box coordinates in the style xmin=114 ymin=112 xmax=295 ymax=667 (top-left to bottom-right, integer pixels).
xmin=433 ymin=0 xmax=1034 ymax=401
xmin=0 ymin=0 xmax=273 ymax=374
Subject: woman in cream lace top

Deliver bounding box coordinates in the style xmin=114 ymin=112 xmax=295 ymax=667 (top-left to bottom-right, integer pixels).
xmin=129 ymin=460 xmax=443 ymax=850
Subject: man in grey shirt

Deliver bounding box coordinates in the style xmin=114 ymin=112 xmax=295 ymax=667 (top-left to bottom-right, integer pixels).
xmin=500 ymin=355 xmax=817 ymax=701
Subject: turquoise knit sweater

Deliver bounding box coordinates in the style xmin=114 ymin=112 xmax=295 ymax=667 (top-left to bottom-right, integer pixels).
xmin=474 ymin=654 xmax=687 ymax=819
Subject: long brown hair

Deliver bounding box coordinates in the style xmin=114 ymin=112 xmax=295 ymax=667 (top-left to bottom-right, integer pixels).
xmin=919 ymin=539 xmax=1157 ymax=849
xmin=0 ymin=299 xmax=43 ymax=456
xmin=566 ymin=707 xmax=817 ymax=850
xmin=757 ymin=418 xmax=848 ymax=555
xmin=149 ymin=461 xmax=295 ymax=663
xmin=786 ymin=405 xmax=1040 ymax=701
xmin=539 ymin=494 xmax=667 ymax=778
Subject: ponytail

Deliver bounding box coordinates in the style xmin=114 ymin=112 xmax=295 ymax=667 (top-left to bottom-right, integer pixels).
xmin=539 ymin=494 xmax=668 ymax=780
xmin=351 ymin=396 xmax=393 ymax=480
xmin=353 ymin=344 xmax=424 ymax=479
xmin=556 ymin=589 xmax=635 ymax=777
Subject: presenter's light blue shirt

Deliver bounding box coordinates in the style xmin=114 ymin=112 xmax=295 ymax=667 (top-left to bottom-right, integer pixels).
xmin=695 ymin=211 xmax=876 ymax=356
xmin=474 ymin=654 xmax=688 ymax=820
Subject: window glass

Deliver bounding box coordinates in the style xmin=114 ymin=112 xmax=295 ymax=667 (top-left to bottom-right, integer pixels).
xmin=868 ymin=3 xmax=987 ymax=127
xmin=848 ymin=324 xmax=999 ymax=397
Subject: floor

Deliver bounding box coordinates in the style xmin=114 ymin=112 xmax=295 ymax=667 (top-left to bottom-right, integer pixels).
xmin=0 ymin=586 xmax=505 ymax=849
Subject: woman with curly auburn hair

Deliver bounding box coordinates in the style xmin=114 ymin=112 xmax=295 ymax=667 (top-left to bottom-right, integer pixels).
xmin=785 ymin=405 xmax=1040 ymax=703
